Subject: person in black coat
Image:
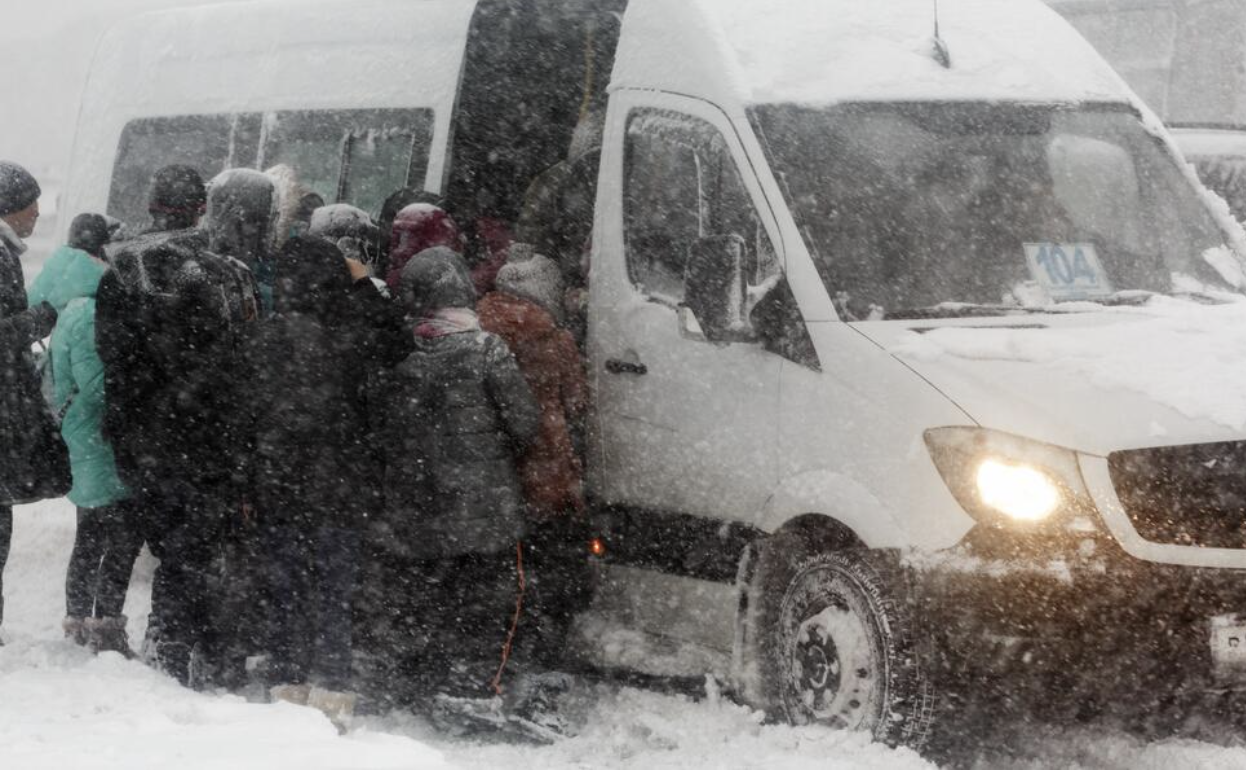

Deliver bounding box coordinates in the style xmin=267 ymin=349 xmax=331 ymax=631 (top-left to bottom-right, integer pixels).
xmin=0 ymin=162 xmax=58 ymax=639
xmin=240 ymin=236 xmax=409 ymax=723
xmin=369 ymin=245 xmax=539 ymax=707
xmin=95 ymin=233 xmax=257 ymax=688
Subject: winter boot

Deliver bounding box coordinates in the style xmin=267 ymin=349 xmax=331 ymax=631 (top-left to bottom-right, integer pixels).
xmin=152 ymin=641 xmax=193 ymax=687
xmin=269 ymin=683 xmax=312 ymax=706
xmin=430 ymin=692 xmax=563 ymax=744
xmin=62 ymin=616 xmax=88 ymax=647
xmin=506 ymin=671 xmax=573 ymax=737
xmin=307 ymin=686 xmax=357 ymax=734
xmin=85 ymin=616 xmax=136 ymax=659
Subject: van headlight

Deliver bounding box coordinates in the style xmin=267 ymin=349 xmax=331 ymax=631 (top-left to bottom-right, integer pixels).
xmin=925 ymin=427 xmax=1096 ymax=530
xmin=975 ymin=458 xmax=1061 ymax=521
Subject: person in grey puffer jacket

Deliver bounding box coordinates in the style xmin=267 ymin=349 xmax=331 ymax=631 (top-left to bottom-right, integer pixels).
xmin=367 ymin=245 xmax=539 ymax=706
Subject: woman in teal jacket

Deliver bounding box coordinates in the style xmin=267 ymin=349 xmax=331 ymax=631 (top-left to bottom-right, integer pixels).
xmin=31 ymin=214 xmax=141 ymax=655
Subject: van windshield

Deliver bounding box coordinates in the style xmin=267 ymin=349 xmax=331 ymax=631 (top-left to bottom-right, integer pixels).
xmin=751 ymin=102 xmax=1244 ymax=320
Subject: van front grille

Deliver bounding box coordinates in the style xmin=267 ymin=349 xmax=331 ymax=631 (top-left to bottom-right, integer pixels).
xmin=1108 ymin=441 xmax=1246 ymax=549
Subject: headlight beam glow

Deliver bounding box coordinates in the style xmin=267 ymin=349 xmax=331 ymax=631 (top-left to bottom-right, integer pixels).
xmin=975 ymin=458 xmax=1062 ymax=522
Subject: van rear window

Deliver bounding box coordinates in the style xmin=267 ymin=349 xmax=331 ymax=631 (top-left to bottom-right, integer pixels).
xmin=107 ymin=108 xmax=433 ymax=232
xmin=107 ymin=115 xmax=241 ymax=230
xmin=260 ymin=109 xmax=433 ymax=217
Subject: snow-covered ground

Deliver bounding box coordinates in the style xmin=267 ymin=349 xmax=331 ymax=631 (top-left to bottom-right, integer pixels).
xmin=0 ymin=499 xmax=932 ymax=770
xmin=6 ymin=499 xmax=1246 ymax=769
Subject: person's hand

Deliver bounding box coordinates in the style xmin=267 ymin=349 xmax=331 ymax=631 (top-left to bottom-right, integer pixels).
xmin=564 ymin=288 xmax=588 ymax=315
xmin=241 ymin=500 xmax=256 ymax=524
xmin=344 ymin=257 xmax=370 ymax=282
xmin=29 ymin=302 xmax=57 ymax=338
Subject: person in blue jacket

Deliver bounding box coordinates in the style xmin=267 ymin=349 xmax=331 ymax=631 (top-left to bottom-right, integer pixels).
xmin=31 ymin=214 xmax=141 ymax=656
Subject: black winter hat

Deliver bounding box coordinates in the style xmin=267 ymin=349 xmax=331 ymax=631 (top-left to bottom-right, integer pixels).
xmin=273 ymin=235 xmax=352 ymax=321
xmin=68 ymin=213 xmax=112 ymax=257
xmin=148 ymin=164 xmax=207 ymax=214
xmin=399 ymin=245 xmax=477 ymax=316
xmin=0 ymin=162 xmax=41 ymax=217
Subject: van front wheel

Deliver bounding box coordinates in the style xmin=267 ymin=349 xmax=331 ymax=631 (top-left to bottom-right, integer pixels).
xmin=755 ymin=549 xmax=934 ymax=748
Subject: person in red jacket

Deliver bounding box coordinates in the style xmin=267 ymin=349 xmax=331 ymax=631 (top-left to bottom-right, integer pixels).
xmin=477 ymin=252 xmax=590 ymax=674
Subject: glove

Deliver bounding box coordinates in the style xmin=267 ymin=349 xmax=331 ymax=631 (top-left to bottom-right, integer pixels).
xmin=29 ymin=302 xmax=57 ymax=339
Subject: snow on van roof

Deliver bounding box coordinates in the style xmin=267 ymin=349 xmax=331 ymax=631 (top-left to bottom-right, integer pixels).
xmin=84 ymin=0 xmax=471 ymax=114
xmin=613 ymin=0 xmax=1132 ymax=108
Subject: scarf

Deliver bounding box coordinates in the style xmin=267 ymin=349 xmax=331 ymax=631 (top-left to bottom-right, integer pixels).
xmin=415 ymin=307 xmax=481 ymax=339
xmin=0 ymin=219 xmax=27 ymax=257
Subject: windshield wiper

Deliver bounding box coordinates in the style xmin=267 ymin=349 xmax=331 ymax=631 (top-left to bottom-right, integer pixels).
xmin=885 ymin=290 xmax=1234 ymax=320
xmin=1077 ymin=289 xmax=1231 ymax=307
xmin=883 ymin=303 xmax=1053 ymax=321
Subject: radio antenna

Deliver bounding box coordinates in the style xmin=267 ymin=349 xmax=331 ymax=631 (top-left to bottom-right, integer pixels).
xmin=932 ymin=0 xmax=952 ymax=68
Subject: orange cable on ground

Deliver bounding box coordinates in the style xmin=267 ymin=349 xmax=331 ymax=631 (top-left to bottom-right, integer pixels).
xmin=491 ymin=541 xmax=526 ymax=695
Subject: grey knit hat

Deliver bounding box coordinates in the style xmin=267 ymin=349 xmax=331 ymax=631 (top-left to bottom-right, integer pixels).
xmin=496 ymin=253 xmax=565 ymax=323
xmin=399 ymin=245 xmax=477 ymax=316
xmin=0 ymin=162 xmax=40 ymax=217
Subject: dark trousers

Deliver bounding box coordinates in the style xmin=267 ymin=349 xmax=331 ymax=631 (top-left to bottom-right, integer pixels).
xmin=132 ymin=483 xmax=226 ymax=686
xmin=264 ymin=523 xmax=359 ymax=691
xmin=0 ymin=504 xmax=10 ymax=626
xmin=392 ymin=548 xmax=524 ymax=702
xmin=212 ymin=515 xmax=268 ymax=690
xmin=66 ymin=501 xmax=143 ymax=619
xmin=520 ymin=517 xmax=593 ymax=670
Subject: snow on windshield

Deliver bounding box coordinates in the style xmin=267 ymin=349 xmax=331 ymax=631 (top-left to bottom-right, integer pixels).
xmin=754 ymin=102 xmax=1236 ymax=317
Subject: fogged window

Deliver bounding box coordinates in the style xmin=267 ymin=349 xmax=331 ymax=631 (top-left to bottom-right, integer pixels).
xmin=623 ymin=109 xmax=779 ymax=303
xmin=109 ymin=109 xmax=432 ymax=231
xmin=262 ymin=109 xmax=433 ymax=217
xmin=108 ymin=115 xmax=241 ymax=229
xmin=753 ymin=102 xmax=1235 ymax=316
xmin=623 ymin=109 xmax=816 ymax=367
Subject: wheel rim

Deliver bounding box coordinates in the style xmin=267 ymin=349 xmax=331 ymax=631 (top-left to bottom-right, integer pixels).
xmin=780 ymin=569 xmax=882 ymax=732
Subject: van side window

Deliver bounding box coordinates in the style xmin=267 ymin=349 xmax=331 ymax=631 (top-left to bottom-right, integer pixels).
xmin=108 ymin=115 xmax=238 ymax=229
xmin=624 ymin=109 xmax=815 ymax=367
xmin=261 ymin=108 xmax=433 ymax=217
xmin=624 ymin=110 xmax=780 ymax=302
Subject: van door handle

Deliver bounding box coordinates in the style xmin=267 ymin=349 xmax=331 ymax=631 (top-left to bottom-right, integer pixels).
xmin=605 ymin=358 xmax=648 ymax=376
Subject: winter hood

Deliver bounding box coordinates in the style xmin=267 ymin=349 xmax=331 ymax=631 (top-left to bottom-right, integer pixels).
xmin=271 ymin=236 xmax=353 ymax=322
xmin=865 ymin=302 xmax=1246 ymax=456
xmin=386 ymin=204 xmax=463 ymax=290
xmin=27 ymin=246 xmax=106 ymax=312
xmin=203 ymin=169 xmax=278 ymax=270
xmin=265 ymin=164 xmax=315 ymax=247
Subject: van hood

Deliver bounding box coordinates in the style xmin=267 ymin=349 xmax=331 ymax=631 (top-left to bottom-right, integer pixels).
xmin=854 ymin=302 xmax=1246 ymax=456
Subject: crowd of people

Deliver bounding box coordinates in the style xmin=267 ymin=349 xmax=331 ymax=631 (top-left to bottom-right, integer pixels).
xmin=0 ymin=156 xmax=594 ymax=736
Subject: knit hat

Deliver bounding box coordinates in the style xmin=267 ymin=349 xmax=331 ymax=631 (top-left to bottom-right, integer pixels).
xmin=399 ymin=246 xmax=477 ymax=316
xmin=148 ymin=165 xmax=206 ymax=215
xmin=0 ymin=162 xmax=41 ymax=217
xmin=68 ymin=213 xmax=112 ymax=258
xmin=496 ymin=252 xmax=565 ymax=323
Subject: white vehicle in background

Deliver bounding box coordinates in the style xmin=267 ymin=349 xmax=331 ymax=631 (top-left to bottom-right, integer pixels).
xmin=1168 ymin=125 xmax=1246 ymax=222
xmin=62 ymin=0 xmax=1246 ymax=752
xmin=1047 ymin=1 xmax=1246 ymax=220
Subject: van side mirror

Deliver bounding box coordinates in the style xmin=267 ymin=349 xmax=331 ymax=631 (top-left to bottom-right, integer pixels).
xmin=683 ymin=234 xmax=754 ymax=343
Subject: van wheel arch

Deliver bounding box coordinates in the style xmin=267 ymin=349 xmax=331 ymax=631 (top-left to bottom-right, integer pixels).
xmin=732 ymin=514 xmax=936 ymax=749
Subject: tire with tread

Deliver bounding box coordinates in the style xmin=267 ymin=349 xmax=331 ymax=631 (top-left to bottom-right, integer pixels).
xmin=742 ymin=537 xmax=936 ymax=750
